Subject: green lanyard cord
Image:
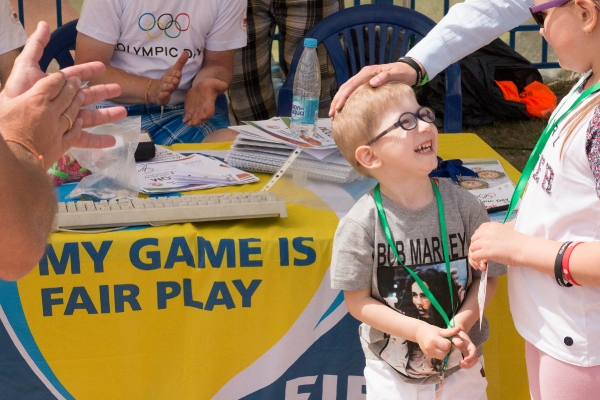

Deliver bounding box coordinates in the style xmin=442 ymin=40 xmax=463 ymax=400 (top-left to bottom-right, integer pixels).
xmin=374 ymin=180 xmax=455 ymax=327
xmin=503 ymin=79 xmax=600 ymax=224
xmin=374 ymin=179 xmax=454 ymax=373
xmin=374 ymin=179 xmax=456 ymax=372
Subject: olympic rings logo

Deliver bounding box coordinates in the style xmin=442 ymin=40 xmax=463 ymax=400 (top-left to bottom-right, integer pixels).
xmin=138 ymin=13 xmax=191 ymax=39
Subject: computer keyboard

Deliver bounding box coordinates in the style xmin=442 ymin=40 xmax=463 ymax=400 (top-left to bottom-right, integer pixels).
xmin=53 ymin=192 xmax=287 ymax=231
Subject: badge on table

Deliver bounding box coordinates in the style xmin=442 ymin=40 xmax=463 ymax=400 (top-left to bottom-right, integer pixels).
xmin=478 ymin=268 xmax=488 ymax=330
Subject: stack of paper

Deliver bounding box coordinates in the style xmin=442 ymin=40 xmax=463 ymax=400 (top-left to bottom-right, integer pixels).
xmin=137 ymin=147 xmax=258 ymax=194
xmin=225 ymin=117 xmax=362 ymax=184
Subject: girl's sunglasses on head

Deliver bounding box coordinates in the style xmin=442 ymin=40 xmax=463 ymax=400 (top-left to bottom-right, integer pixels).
xmin=529 ymin=0 xmax=571 ymax=27
xmin=530 ymin=0 xmax=600 ymax=28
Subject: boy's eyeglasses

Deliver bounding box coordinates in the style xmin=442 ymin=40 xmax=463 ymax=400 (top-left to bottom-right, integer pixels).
xmin=366 ymin=106 xmax=436 ymax=146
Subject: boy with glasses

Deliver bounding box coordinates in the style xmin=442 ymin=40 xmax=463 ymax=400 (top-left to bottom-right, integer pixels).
xmin=330 ymin=82 xmax=506 ymax=399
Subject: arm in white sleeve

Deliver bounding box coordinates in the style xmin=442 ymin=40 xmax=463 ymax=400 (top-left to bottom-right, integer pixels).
xmin=406 ymin=0 xmax=533 ymax=80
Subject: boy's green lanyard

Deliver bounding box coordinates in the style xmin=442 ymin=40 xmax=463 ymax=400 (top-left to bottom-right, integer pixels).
xmin=503 ymin=79 xmax=600 ymax=223
xmin=374 ymin=179 xmax=455 ymax=372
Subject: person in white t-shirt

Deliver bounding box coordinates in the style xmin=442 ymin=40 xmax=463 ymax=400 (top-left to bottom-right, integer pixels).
xmin=75 ymin=0 xmax=247 ymax=145
xmin=469 ymin=1 xmax=600 ymax=399
xmin=0 ymin=0 xmax=27 ymax=89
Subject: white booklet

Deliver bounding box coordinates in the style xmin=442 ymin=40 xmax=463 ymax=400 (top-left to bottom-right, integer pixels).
xmin=137 ymin=148 xmax=258 ymax=194
xmin=458 ymin=158 xmax=515 ymax=212
xmin=239 ymin=117 xmax=337 ymax=149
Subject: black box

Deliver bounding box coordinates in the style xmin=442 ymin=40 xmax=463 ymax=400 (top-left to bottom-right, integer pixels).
xmin=135 ymin=130 xmax=156 ymax=161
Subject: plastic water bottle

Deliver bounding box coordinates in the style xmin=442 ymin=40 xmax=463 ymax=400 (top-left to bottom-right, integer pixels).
xmin=290 ymin=38 xmax=320 ymax=139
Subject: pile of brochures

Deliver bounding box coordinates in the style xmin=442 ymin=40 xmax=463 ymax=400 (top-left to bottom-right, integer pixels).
xmin=137 ymin=147 xmax=258 ymax=194
xmin=225 ymin=117 xmax=362 ymax=184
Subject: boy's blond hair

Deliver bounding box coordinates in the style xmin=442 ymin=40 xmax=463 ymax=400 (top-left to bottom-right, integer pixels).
xmin=332 ymin=81 xmax=415 ymax=176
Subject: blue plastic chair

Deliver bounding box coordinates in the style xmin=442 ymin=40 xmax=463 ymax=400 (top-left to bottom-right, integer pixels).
xmin=278 ymin=4 xmax=462 ymax=133
xmin=39 ymin=19 xmax=230 ymax=122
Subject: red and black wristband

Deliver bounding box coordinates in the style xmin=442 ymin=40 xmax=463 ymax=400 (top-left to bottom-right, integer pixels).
xmin=554 ymin=241 xmax=573 ymax=287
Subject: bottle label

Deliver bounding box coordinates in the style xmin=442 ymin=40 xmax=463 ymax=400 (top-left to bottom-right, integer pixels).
xmin=291 ymin=96 xmax=319 ymax=126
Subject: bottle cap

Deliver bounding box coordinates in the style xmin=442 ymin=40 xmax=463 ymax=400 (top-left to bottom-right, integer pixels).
xmin=304 ymin=38 xmax=318 ymax=48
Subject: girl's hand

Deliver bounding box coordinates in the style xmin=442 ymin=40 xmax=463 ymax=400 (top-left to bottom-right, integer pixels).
xmin=469 ymin=221 xmax=524 ymax=268
xmin=415 ymin=325 xmax=460 ymax=360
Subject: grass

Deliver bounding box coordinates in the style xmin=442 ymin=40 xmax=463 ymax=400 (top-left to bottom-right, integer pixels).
xmin=467 ymin=77 xmax=577 ymax=172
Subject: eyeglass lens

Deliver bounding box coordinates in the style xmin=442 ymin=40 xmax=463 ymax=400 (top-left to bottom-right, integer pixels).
xmin=398 ymin=107 xmax=436 ymax=130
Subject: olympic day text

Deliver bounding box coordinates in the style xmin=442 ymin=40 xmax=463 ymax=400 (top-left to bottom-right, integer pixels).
xmin=114 ymin=43 xmax=203 ymax=59
xmin=37 ymin=236 xmax=317 ymax=316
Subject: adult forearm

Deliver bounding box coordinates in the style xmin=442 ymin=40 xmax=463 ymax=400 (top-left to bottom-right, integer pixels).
xmin=192 ymin=63 xmax=233 ymax=90
xmin=0 ymin=142 xmax=55 ymax=280
xmin=88 ymin=64 xmax=153 ymax=104
xmin=406 ymin=0 xmax=532 ymax=80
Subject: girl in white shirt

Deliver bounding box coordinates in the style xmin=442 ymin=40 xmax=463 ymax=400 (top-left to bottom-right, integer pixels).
xmin=469 ymin=1 xmax=600 ymax=399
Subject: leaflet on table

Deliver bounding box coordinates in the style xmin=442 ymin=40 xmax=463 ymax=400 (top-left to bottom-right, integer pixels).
xmin=237 ymin=117 xmax=336 ymax=149
xmin=136 ymin=153 xmax=258 ymax=194
xmin=231 ymin=137 xmax=344 ymax=164
xmin=458 ymin=158 xmax=516 ymax=212
xmin=152 ymin=145 xmax=186 ymax=162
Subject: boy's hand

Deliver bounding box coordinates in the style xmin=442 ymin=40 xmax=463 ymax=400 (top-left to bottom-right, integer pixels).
xmin=451 ymin=329 xmax=478 ymax=369
xmin=415 ymin=325 xmax=461 ymax=360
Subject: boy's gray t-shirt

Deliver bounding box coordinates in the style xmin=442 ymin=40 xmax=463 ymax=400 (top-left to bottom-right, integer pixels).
xmin=331 ymin=178 xmax=506 ymax=385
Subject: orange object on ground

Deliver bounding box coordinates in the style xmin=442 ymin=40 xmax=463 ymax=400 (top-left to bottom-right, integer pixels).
xmin=495 ymin=80 xmax=521 ymax=103
xmin=495 ymin=80 xmax=557 ymax=118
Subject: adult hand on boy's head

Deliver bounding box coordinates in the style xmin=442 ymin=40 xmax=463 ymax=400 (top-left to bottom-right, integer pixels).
xmin=328 ymin=61 xmax=420 ymax=117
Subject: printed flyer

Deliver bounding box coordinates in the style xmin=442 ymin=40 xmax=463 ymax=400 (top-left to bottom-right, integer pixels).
xmin=458 ymin=158 xmax=515 ymax=212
